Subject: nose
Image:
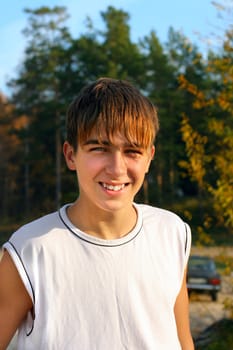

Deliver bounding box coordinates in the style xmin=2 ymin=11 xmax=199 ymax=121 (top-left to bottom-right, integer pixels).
xmin=105 ymin=151 xmax=127 ymax=176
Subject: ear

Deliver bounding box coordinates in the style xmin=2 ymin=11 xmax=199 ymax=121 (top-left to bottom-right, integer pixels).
xmin=150 ymin=145 xmax=155 ymax=160
xmin=63 ymin=141 xmax=76 ymax=171
xmin=146 ymin=146 xmax=155 ymax=173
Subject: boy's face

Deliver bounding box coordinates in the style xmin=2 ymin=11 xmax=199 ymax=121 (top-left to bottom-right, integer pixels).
xmin=63 ymin=130 xmax=155 ymax=214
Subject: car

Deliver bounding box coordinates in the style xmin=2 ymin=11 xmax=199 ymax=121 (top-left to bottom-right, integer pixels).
xmin=187 ymin=255 xmax=221 ymax=301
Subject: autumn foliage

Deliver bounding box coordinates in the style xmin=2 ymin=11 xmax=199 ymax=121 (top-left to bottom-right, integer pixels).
xmin=179 ymin=26 xmax=233 ymax=230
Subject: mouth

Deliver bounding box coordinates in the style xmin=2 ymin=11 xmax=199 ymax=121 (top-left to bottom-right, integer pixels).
xmin=100 ymin=182 xmax=128 ymax=192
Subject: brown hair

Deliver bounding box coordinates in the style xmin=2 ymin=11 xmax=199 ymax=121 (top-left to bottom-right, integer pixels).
xmin=66 ymin=77 xmax=159 ymax=150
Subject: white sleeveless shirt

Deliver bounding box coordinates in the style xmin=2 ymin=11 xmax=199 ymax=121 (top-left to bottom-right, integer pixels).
xmin=3 ymin=203 xmax=191 ymax=350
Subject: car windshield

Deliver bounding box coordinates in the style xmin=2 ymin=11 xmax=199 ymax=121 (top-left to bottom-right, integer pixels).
xmin=188 ymin=257 xmax=216 ymax=271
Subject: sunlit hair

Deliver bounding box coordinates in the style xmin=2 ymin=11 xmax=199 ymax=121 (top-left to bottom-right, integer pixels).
xmin=66 ymin=77 xmax=159 ymax=151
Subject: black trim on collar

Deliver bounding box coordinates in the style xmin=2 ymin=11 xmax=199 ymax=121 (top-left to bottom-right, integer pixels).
xmin=58 ymin=209 xmax=142 ymax=247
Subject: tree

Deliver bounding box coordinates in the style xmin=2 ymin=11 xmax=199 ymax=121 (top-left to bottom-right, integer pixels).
xmin=9 ymin=6 xmax=73 ymax=213
xmin=100 ymin=6 xmax=144 ymax=81
xmin=72 ymin=6 xmax=144 ymax=82
xmin=5 ymin=4 xmax=227 ymax=226
xmin=0 ymin=94 xmax=28 ymax=218
xmin=140 ymin=28 xmax=206 ymax=205
xmin=179 ymin=21 xmax=233 ymax=231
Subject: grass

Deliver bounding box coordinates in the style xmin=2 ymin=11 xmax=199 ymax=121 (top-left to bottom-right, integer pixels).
xmin=195 ymin=319 xmax=233 ymax=350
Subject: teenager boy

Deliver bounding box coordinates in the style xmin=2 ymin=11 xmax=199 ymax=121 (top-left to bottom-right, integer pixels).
xmin=0 ymin=78 xmax=194 ymax=349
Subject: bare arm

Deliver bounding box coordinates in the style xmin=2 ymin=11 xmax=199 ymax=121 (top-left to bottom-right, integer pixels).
xmin=174 ymin=267 xmax=194 ymax=350
xmin=0 ymin=250 xmax=33 ymax=350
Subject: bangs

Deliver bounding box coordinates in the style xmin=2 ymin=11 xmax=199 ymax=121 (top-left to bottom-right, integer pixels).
xmin=78 ymin=91 xmax=158 ymax=149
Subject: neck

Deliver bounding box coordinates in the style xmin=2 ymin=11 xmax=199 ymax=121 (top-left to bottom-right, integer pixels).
xmin=67 ymin=200 xmax=137 ymax=240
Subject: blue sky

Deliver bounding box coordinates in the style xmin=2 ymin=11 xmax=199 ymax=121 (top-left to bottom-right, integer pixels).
xmin=0 ymin=0 xmax=225 ymax=96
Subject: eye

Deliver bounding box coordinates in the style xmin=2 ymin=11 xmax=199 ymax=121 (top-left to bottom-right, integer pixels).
xmin=89 ymin=146 xmax=108 ymax=152
xmin=125 ymin=148 xmax=143 ymax=156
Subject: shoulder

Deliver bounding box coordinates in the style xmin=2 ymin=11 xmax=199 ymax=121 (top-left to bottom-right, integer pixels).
xmin=136 ymin=203 xmax=185 ymax=227
xmin=136 ymin=203 xmax=191 ymax=245
xmin=6 ymin=210 xmax=62 ymax=249
xmin=135 ymin=203 xmax=191 ymax=259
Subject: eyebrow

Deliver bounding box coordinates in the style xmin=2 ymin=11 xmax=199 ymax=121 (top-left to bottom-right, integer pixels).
xmin=83 ymin=139 xmax=110 ymax=146
xmin=83 ymin=139 xmax=141 ymax=148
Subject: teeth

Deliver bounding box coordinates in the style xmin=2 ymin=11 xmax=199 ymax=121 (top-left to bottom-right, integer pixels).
xmin=102 ymin=183 xmax=125 ymax=191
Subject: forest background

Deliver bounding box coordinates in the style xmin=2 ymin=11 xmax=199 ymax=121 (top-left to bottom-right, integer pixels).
xmin=0 ymin=2 xmax=232 ymax=246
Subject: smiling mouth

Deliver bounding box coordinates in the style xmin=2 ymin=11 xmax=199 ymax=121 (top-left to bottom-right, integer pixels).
xmin=101 ymin=182 xmax=128 ymax=192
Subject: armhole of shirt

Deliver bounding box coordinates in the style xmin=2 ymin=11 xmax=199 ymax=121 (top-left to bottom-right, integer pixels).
xmin=3 ymin=241 xmax=35 ymax=336
xmin=185 ymin=224 xmax=188 ymax=253
xmin=184 ymin=223 xmax=192 ymax=262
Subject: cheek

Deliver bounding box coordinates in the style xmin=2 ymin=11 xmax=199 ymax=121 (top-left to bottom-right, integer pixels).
xmin=129 ymin=160 xmax=150 ymax=178
xmin=77 ymin=157 xmax=103 ymax=175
